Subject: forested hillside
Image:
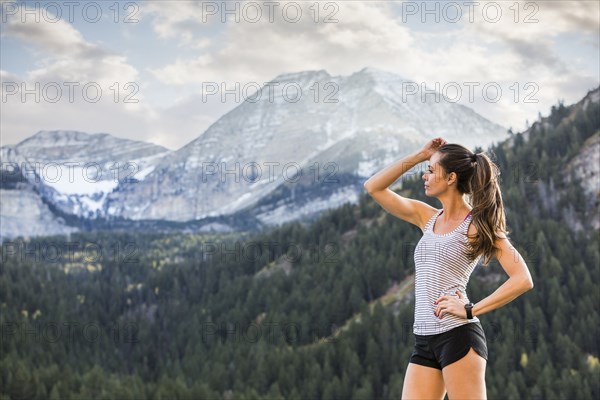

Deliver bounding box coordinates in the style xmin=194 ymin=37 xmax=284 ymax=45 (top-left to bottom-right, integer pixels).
xmin=1 ymin=92 xmax=599 ymax=399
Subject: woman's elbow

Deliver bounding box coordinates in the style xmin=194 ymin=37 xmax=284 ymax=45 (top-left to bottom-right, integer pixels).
xmin=512 ymin=274 xmax=533 ymax=292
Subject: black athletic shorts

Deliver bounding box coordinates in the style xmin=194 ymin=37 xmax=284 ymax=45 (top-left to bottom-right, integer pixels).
xmin=409 ymin=321 xmax=488 ymax=370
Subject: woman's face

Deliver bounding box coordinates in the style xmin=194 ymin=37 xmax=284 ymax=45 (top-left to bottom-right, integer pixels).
xmin=422 ymin=153 xmax=446 ymax=195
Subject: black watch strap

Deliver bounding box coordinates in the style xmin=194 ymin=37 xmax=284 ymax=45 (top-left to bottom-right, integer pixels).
xmin=465 ymin=302 xmax=474 ymax=319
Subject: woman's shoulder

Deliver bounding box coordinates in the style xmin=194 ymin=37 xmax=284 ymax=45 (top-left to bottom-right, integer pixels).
xmin=421 ymin=208 xmax=442 ymax=232
xmin=427 ymin=208 xmax=442 ymax=221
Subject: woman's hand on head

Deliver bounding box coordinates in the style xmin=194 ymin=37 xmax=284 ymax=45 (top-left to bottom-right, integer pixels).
xmin=419 ymin=137 xmax=448 ymax=161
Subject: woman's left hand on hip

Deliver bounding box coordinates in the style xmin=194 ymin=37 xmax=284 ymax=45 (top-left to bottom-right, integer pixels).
xmin=434 ymin=290 xmax=468 ymax=319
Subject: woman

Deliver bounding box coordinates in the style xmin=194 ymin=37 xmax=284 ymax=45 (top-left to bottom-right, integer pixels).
xmin=363 ymin=137 xmax=534 ymax=399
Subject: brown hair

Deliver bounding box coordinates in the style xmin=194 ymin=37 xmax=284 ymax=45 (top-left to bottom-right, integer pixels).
xmin=436 ymin=143 xmax=508 ymax=266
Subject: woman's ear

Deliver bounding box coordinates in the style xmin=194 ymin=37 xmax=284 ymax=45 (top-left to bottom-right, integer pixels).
xmin=447 ymin=172 xmax=457 ymax=185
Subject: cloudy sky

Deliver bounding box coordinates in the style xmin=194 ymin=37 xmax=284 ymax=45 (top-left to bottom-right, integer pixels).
xmin=1 ymin=0 xmax=598 ymax=150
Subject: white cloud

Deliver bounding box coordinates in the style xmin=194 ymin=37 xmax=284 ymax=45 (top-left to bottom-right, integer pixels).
xmin=3 ymin=12 xmax=137 ymax=85
xmin=148 ymin=1 xmax=415 ymax=85
xmin=4 ymin=13 xmax=104 ymax=57
xmin=144 ymin=0 xmax=597 ymax=90
xmin=1 ymin=6 xmax=158 ymax=146
xmin=140 ymin=1 xmax=217 ymax=48
xmin=1 ymin=0 xmax=598 ymax=149
xmin=463 ymin=1 xmax=598 ymax=73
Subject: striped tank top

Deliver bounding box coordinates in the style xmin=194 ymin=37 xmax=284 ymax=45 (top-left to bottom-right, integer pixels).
xmin=413 ymin=208 xmax=483 ymax=335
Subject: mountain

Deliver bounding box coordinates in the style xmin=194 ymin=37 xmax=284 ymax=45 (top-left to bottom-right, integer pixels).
xmin=103 ymin=66 xmax=507 ymax=224
xmin=0 ymin=131 xmax=171 ymax=239
xmin=7 ymin=69 xmax=597 ymax=240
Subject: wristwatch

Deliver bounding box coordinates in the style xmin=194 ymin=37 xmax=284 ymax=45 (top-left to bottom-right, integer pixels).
xmin=464 ymin=302 xmax=474 ymax=319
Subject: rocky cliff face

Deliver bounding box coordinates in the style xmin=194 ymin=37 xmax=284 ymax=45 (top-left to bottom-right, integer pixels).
xmin=518 ymin=87 xmax=600 ymax=233
xmin=0 ymin=183 xmax=78 ymax=240
xmin=564 ymin=132 xmax=600 ymax=231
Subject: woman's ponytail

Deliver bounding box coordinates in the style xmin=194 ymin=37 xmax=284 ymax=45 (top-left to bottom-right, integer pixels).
xmin=437 ymin=144 xmax=509 ymax=266
xmin=467 ymin=152 xmax=508 ymax=266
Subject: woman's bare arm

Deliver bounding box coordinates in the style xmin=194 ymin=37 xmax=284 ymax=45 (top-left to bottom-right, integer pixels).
xmin=363 ymin=150 xmax=435 ymax=230
xmin=363 ymin=138 xmax=447 ymax=229
xmin=472 ymin=237 xmax=534 ymax=317
xmin=363 ymin=149 xmax=426 ymax=193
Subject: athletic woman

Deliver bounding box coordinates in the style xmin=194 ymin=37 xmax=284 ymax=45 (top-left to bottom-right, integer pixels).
xmin=363 ymin=137 xmax=534 ymax=399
